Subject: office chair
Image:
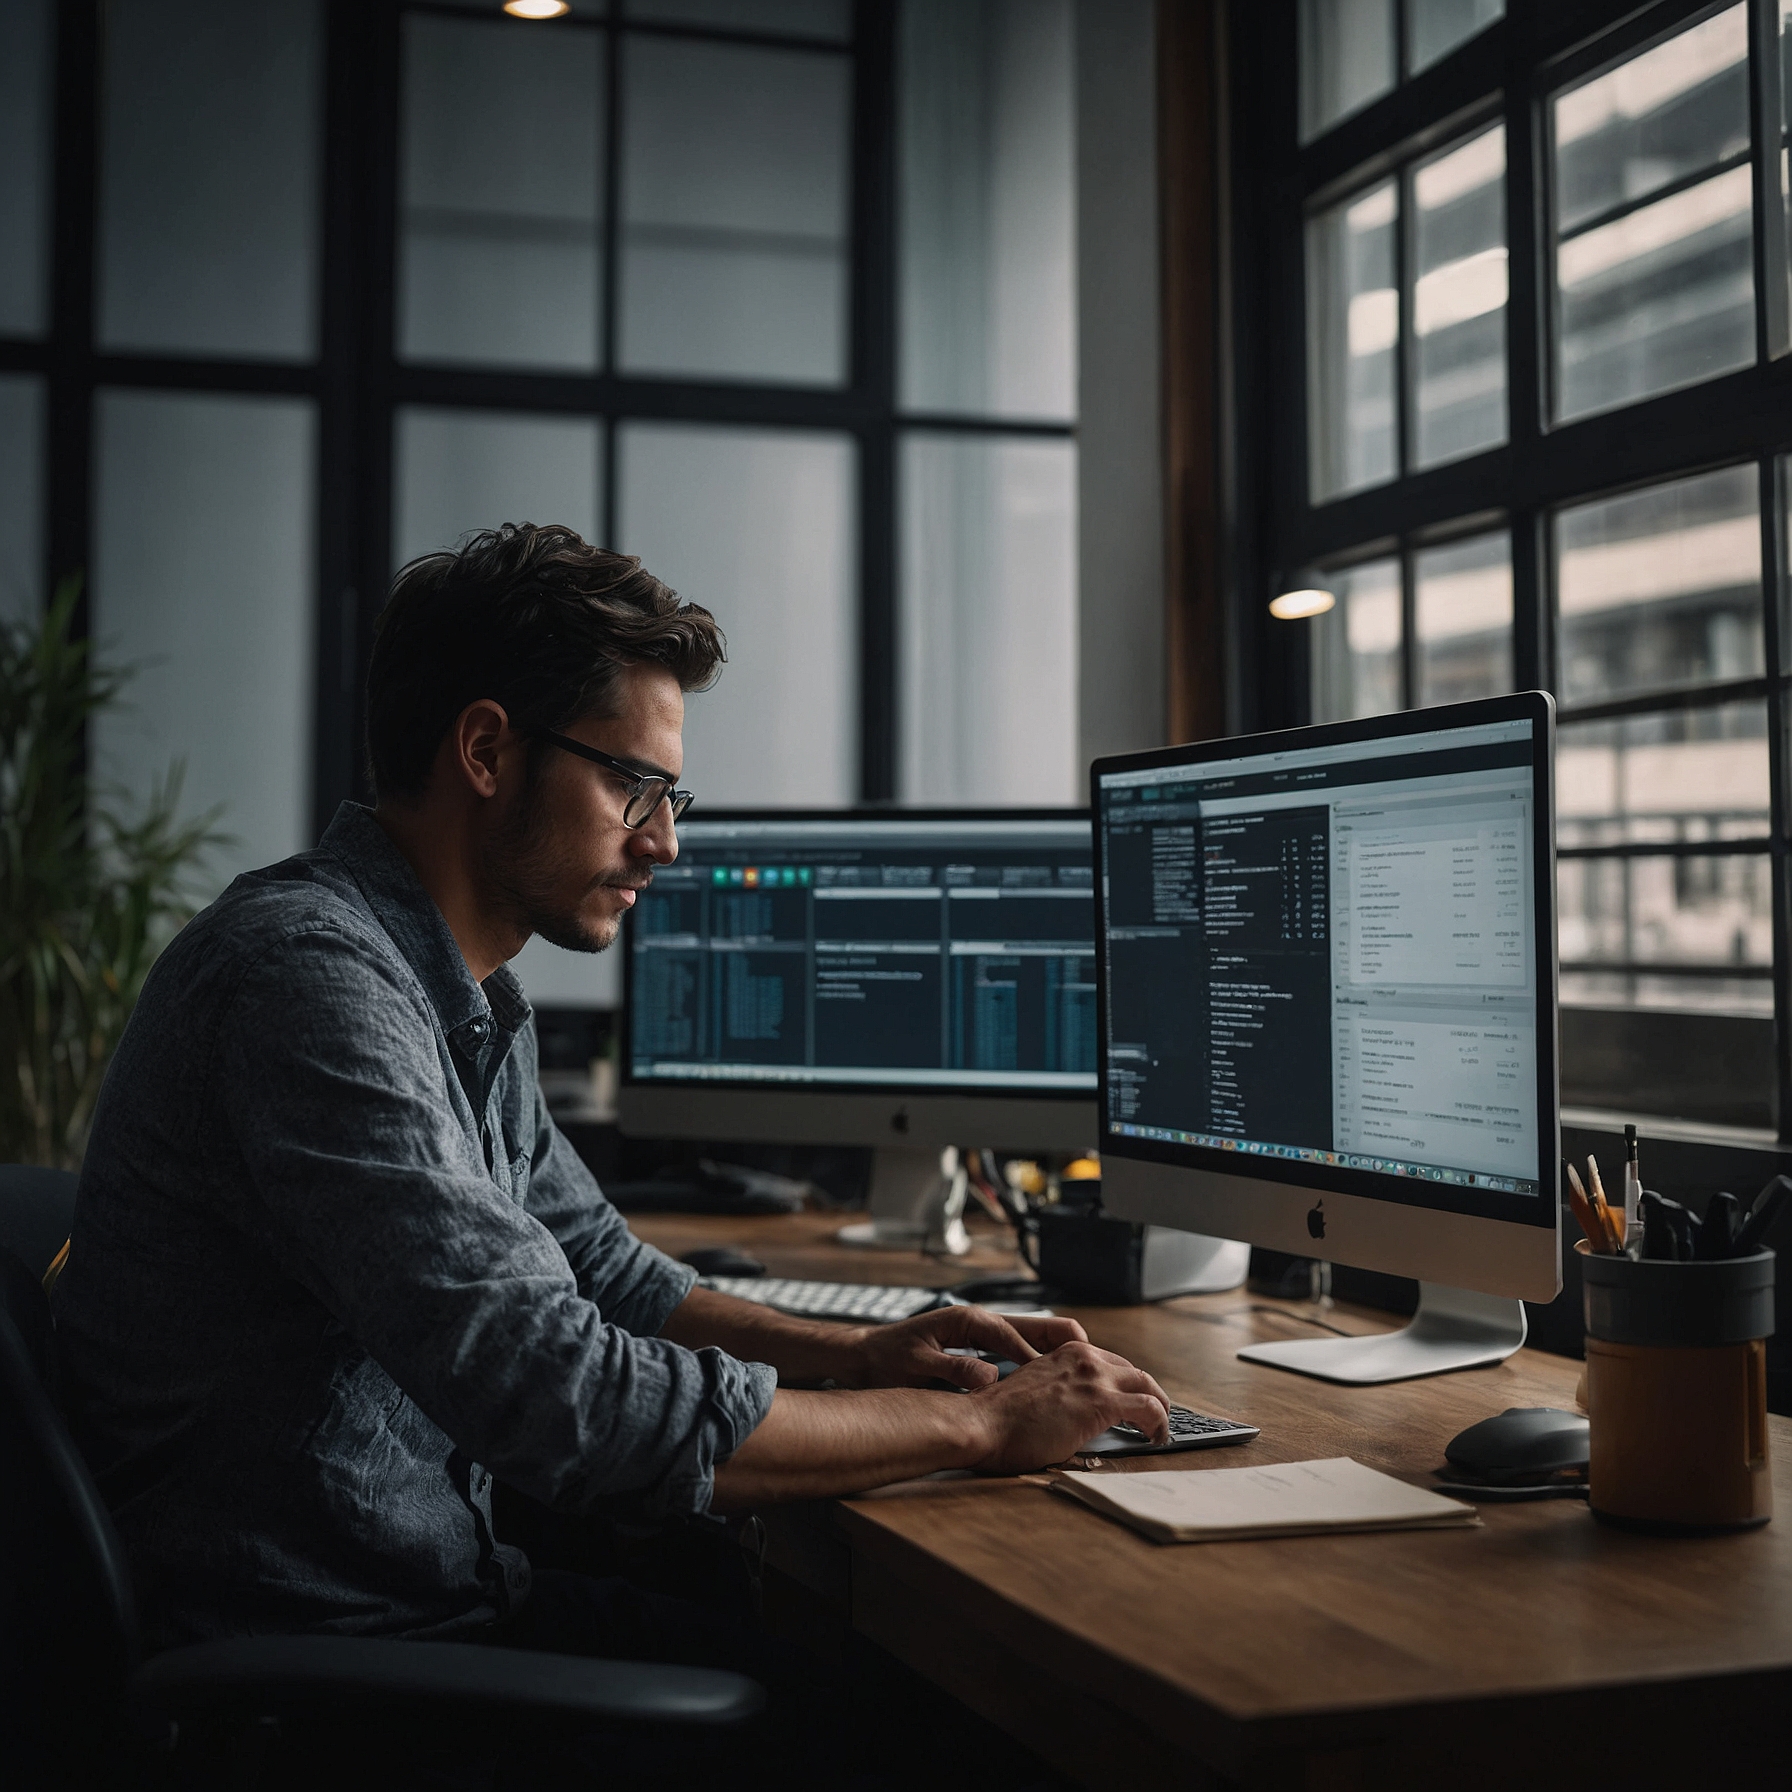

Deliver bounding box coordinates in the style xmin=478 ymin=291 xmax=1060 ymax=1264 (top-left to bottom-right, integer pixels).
xmin=0 ymin=1163 xmax=78 ymax=1280
xmin=0 ymin=1246 xmax=764 ymax=1789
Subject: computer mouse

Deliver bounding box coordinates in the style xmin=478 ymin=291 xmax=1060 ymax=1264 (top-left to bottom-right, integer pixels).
xmin=681 ymin=1246 xmax=766 ymax=1279
xmin=1445 ymin=1407 xmax=1589 ymax=1484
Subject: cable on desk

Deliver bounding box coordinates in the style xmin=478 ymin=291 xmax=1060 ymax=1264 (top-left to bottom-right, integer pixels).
xmin=1244 ymin=1304 xmax=1355 ymax=1337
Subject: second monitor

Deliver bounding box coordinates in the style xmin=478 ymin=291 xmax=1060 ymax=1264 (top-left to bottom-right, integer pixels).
xmin=619 ymin=811 xmax=1100 ymax=1242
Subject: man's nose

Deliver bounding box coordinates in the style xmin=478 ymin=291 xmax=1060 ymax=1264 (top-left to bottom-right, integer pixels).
xmin=635 ymin=798 xmax=679 ymax=864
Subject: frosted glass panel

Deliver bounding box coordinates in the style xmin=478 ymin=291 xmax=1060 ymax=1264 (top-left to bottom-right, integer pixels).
xmin=399 ymin=15 xmax=605 ymax=372
xmin=393 ymin=408 xmax=602 ymax=567
xmin=899 ymin=433 xmax=1076 ymax=804
xmin=618 ymin=37 xmax=850 ymax=383
xmin=0 ymin=0 xmax=51 ymax=335
xmin=1300 ymin=0 xmax=1394 ymax=142
xmin=617 ymin=422 xmax=856 ymax=806
xmin=624 ymin=0 xmax=849 ymax=35
xmin=98 ymin=0 xmax=322 ymax=359
xmin=92 ymin=391 xmax=316 ymax=892
xmin=0 ymin=377 xmax=44 ymax=628
xmin=1407 ymin=0 xmax=1502 ymax=74
xmin=899 ymin=0 xmax=1075 ymax=420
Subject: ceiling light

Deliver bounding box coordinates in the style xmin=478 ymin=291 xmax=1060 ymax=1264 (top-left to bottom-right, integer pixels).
xmin=1268 ymin=587 xmax=1336 ymax=621
xmin=504 ymin=0 xmax=570 ymax=17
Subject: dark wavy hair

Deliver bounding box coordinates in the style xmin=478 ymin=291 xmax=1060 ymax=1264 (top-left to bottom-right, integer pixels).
xmin=365 ymin=523 xmax=725 ymax=802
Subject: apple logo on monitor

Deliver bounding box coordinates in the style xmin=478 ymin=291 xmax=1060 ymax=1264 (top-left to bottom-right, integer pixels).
xmin=1307 ymin=1202 xmax=1326 ymax=1241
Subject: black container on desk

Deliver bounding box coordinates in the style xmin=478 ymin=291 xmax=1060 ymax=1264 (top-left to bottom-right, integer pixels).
xmin=1578 ymin=1243 xmax=1774 ymax=1532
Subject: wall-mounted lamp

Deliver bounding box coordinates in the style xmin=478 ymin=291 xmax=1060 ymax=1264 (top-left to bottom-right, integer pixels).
xmin=1268 ymin=573 xmax=1340 ymax=630
xmin=504 ymin=0 xmax=570 ymax=17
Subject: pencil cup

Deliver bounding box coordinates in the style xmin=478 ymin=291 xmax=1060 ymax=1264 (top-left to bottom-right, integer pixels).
xmin=1577 ymin=1241 xmax=1774 ymax=1533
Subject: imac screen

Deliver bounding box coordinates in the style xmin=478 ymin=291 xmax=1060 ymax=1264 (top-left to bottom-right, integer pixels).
xmin=1094 ymin=707 xmax=1552 ymax=1218
xmin=626 ymin=814 xmax=1097 ymax=1093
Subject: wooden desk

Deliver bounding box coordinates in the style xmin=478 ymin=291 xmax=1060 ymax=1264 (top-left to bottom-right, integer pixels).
xmin=634 ymin=1209 xmax=1792 ymax=1791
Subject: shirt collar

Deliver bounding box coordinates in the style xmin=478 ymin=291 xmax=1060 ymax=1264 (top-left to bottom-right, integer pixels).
xmin=318 ymin=802 xmax=531 ymax=1056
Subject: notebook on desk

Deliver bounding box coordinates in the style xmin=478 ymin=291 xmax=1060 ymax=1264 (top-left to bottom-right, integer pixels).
xmin=1053 ymin=1456 xmax=1479 ymax=1544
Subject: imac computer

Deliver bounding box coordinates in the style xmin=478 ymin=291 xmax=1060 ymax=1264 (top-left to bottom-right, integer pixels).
xmin=1091 ymin=692 xmax=1561 ymax=1383
xmin=619 ymin=811 xmax=1103 ymax=1248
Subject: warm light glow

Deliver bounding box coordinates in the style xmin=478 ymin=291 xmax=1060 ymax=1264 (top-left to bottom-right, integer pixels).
xmin=503 ymin=0 xmax=570 ymax=16
xmin=1269 ymin=587 xmax=1336 ymax=621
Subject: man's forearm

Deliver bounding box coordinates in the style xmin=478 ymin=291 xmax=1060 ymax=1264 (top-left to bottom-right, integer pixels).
xmin=709 ymin=1386 xmax=986 ymax=1509
xmin=659 ymin=1284 xmax=871 ymax=1385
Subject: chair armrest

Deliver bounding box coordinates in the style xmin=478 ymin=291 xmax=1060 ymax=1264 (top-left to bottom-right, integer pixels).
xmin=128 ymin=1636 xmax=764 ymax=1729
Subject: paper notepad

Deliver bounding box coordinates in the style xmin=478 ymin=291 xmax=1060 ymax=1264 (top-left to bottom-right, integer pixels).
xmin=1053 ymin=1457 xmax=1478 ymax=1544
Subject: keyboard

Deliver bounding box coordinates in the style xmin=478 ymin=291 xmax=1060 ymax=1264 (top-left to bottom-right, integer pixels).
xmin=702 ymin=1275 xmax=948 ymax=1324
xmin=1080 ymin=1404 xmax=1260 ymax=1457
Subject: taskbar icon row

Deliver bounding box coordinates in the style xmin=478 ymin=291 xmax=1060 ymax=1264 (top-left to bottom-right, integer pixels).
xmin=1107 ymin=1122 xmax=1536 ymax=1195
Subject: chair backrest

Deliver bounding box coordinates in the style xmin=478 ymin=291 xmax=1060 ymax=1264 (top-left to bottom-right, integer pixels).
xmin=0 ymin=1164 xmax=80 ymax=1281
xmin=0 ymin=1247 xmax=141 ymax=1756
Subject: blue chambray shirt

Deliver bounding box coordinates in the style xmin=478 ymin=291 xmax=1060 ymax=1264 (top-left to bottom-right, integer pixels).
xmin=53 ymin=802 xmax=775 ymax=1649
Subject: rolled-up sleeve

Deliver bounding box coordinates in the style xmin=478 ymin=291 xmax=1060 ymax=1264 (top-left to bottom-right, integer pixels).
xmin=215 ymin=927 xmax=774 ymax=1518
xmin=519 ymin=1088 xmax=696 ymax=1338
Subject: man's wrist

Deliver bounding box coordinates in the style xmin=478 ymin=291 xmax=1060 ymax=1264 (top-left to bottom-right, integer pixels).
xmin=948 ymin=1389 xmax=999 ymax=1470
xmin=826 ymin=1324 xmax=877 ymax=1389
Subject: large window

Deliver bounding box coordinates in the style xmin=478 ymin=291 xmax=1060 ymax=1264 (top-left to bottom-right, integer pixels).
xmin=1238 ymin=0 xmax=1792 ymax=1134
xmin=0 ymin=0 xmax=1078 ymax=1014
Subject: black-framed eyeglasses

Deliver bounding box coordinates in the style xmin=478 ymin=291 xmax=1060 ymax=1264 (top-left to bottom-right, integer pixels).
xmin=525 ymin=728 xmax=695 ymax=828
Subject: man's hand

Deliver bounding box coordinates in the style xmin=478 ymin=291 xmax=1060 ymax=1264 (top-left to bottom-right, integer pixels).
xmin=963 ymin=1342 xmax=1171 ymax=1474
xmin=835 ymin=1304 xmax=1088 ymax=1390
xmin=710 ymin=1336 xmax=1174 ymax=1507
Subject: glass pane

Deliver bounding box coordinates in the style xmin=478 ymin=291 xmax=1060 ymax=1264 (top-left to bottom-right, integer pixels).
xmin=898 ymin=433 xmax=1077 ymax=804
xmin=399 ymin=15 xmax=605 ymax=372
xmin=1554 ymin=465 xmax=1761 ymax=706
xmin=617 ymin=421 xmax=856 ymax=806
xmin=1415 ymin=530 xmax=1511 ymax=705
xmin=1782 ymin=0 xmax=1792 ymax=340
xmin=98 ymin=0 xmax=322 ymax=360
xmin=898 ymin=0 xmax=1075 ymax=421
xmin=1554 ymin=8 xmax=1749 ymax=233
xmin=624 ymin=0 xmax=850 ymax=37
xmin=1308 ymin=181 xmax=1397 ymax=500
xmin=1557 ymin=852 xmax=1772 ymax=1014
xmin=618 ymin=37 xmax=850 ymax=383
xmin=0 ymin=377 xmax=44 ymax=629
xmin=92 ymin=390 xmax=316 ymax=892
xmin=1299 ymin=0 xmax=1394 ymax=142
xmin=392 ymin=408 xmax=602 ymax=568
xmin=1407 ymin=0 xmax=1502 ymax=74
xmin=1412 ymin=123 xmax=1506 ymax=468
xmin=1551 ymin=6 xmax=1754 ymax=422
xmin=1311 ymin=556 xmax=1401 ymax=721
xmin=0 ymin=0 xmax=51 ymax=336
xmin=1557 ymin=701 xmax=1770 ymax=846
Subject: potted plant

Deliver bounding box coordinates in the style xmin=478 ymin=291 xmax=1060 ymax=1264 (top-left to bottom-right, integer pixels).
xmin=0 ymin=582 xmax=222 ymax=1169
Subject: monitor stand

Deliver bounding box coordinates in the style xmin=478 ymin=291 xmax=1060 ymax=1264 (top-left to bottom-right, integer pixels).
xmin=837 ymin=1147 xmax=970 ymax=1256
xmin=1237 ymin=1282 xmax=1527 ymax=1384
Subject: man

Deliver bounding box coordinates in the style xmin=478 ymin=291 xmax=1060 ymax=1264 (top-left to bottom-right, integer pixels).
xmin=54 ymin=523 xmax=1167 ymax=1656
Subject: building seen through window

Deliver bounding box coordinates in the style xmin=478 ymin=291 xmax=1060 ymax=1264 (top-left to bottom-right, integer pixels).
xmin=1264 ymin=0 xmax=1792 ymax=1129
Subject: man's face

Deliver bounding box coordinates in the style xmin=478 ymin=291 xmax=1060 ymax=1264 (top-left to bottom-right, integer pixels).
xmin=483 ymin=662 xmax=684 ymax=956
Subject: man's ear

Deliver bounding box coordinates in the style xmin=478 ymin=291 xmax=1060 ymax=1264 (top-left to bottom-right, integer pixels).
xmin=449 ymin=699 xmax=514 ymax=799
